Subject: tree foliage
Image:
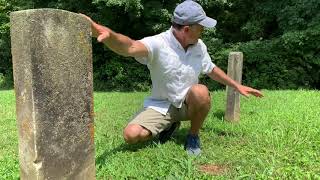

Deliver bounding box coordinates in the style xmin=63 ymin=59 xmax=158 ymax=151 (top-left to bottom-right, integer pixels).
xmin=1 ymin=0 xmax=319 ymax=90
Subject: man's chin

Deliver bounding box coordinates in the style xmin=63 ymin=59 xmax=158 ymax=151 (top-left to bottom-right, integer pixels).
xmin=188 ymin=41 xmax=198 ymax=46
xmin=192 ymin=39 xmax=199 ymax=44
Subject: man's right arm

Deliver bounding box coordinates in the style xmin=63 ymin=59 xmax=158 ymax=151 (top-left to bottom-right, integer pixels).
xmin=80 ymin=14 xmax=148 ymax=58
xmin=207 ymin=66 xmax=263 ymax=98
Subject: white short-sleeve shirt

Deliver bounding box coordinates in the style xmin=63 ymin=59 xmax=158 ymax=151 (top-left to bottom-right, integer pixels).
xmin=135 ymin=28 xmax=215 ymax=115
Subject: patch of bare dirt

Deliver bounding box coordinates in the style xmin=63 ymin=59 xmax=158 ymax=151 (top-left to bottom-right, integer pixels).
xmin=198 ymin=164 xmax=228 ymax=175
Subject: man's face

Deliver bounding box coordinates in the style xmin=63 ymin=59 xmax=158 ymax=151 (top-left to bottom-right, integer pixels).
xmin=185 ymin=24 xmax=204 ymax=45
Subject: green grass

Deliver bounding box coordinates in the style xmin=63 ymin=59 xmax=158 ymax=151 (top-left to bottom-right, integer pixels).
xmin=1 ymin=90 xmax=320 ymax=179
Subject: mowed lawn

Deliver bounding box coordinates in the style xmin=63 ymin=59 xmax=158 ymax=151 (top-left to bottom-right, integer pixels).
xmin=0 ymin=90 xmax=319 ymax=179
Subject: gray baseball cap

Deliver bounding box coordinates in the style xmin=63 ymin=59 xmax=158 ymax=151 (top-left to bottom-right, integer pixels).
xmin=172 ymin=0 xmax=217 ymax=28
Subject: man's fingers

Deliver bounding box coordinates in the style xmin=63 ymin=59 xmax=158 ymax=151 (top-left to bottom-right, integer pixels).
xmin=238 ymin=89 xmax=249 ymax=97
xmin=77 ymin=14 xmax=112 ymax=42
xmin=97 ymin=32 xmax=110 ymax=42
xmin=78 ymin=14 xmax=103 ymax=38
xmin=250 ymin=89 xmax=263 ymax=97
xmin=240 ymin=86 xmax=263 ymax=98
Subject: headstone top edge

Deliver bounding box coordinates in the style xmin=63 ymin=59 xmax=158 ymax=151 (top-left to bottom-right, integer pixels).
xmin=229 ymin=52 xmax=243 ymax=55
xmin=10 ymin=8 xmax=81 ymax=18
xmin=10 ymin=8 xmax=91 ymax=29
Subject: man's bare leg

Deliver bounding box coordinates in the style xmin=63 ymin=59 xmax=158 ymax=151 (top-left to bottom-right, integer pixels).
xmin=123 ymin=124 xmax=152 ymax=144
xmin=186 ymin=84 xmax=211 ymax=135
xmin=184 ymin=84 xmax=211 ymax=155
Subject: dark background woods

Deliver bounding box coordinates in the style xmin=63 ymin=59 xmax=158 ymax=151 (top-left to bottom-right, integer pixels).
xmin=1 ymin=0 xmax=319 ymax=91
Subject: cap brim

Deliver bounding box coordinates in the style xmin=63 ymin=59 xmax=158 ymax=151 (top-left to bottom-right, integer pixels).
xmin=198 ymin=17 xmax=217 ymax=28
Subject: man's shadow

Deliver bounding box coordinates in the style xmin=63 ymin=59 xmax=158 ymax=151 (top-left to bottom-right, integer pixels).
xmin=96 ymin=140 xmax=156 ymax=167
xmin=211 ymin=110 xmax=225 ymax=121
xmin=96 ymin=129 xmax=189 ymax=167
xmin=96 ymin=110 xmax=228 ymax=166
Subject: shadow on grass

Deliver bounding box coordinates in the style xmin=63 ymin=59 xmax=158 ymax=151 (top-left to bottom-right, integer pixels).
xmin=172 ymin=127 xmax=188 ymax=146
xmin=211 ymin=110 xmax=225 ymax=121
xmin=96 ymin=110 xmax=238 ymax=167
xmin=208 ymin=128 xmax=243 ymax=137
xmin=96 ymin=140 xmax=156 ymax=166
xmin=96 ymin=129 xmax=190 ymax=167
xmin=0 ymin=88 xmax=14 ymax=91
xmin=202 ymin=125 xmax=246 ymax=138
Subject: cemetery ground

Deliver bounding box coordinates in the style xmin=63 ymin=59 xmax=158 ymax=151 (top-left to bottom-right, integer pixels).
xmin=0 ymin=90 xmax=319 ymax=179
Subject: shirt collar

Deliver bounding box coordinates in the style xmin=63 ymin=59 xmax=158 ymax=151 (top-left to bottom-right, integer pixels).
xmin=168 ymin=27 xmax=200 ymax=52
xmin=168 ymin=27 xmax=185 ymax=51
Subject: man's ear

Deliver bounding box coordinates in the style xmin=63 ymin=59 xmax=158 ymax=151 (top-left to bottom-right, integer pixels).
xmin=183 ymin=26 xmax=190 ymax=33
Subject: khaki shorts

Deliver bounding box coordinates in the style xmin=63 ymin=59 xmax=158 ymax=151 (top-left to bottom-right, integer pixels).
xmin=128 ymin=103 xmax=189 ymax=137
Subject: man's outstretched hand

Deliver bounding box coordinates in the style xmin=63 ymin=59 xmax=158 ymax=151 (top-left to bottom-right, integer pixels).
xmin=79 ymin=13 xmax=111 ymax=43
xmin=236 ymin=85 xmax=264 ymax=98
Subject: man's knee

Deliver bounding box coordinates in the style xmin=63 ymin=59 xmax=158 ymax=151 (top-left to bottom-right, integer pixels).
xmin=123 ymin=124 xmax=141 ymax=144
xmin=187 ymin=84 xmax=211 ymax=107
xmin=123 ymin=124 xmax=150 ymax=144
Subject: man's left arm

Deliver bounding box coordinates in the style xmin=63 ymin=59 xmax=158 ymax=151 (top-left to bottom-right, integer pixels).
xmin=207 ymin=67 xmax=263 ymax=98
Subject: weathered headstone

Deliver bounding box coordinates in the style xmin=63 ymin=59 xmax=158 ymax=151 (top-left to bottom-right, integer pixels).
xmin=10 ymin=9 xmax=95 ymax=179
xmin=225 ymin=52 xmax=243 ymax=122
